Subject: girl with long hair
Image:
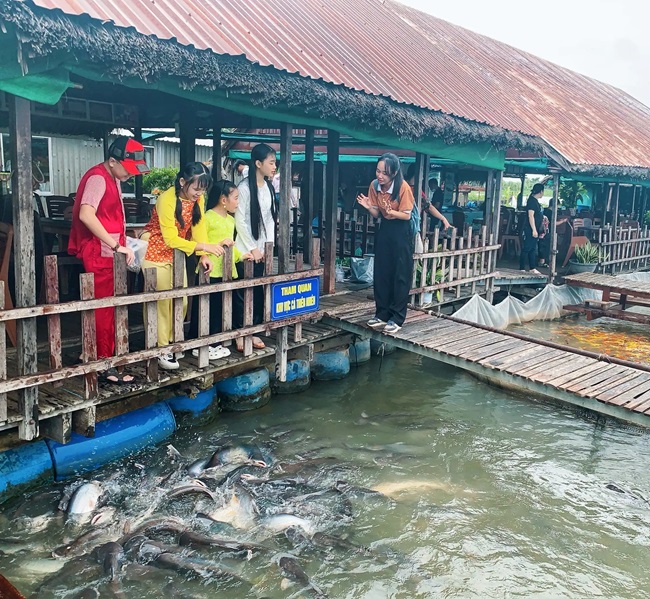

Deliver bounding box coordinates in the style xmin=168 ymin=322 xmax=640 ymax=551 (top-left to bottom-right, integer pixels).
xmin=357 ymin=153 xmax=415 ymax=335
xmin=234 ymin=143 xmax=277 ymax=351
xmin=142 ymin=162 xmax=224 ymax=370
xmin=188 ymin=180 xmax=253 ymax=360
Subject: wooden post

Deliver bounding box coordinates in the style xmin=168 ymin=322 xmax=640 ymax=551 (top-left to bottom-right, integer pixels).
xmin=612 ymin=183 xmax=620 ymax=237
xmin=172 ymin=250 xmax=185 ymax=343
xmin=143 ymin=268 xmax=159 ymax=381
xmin=549 ymin=173 xmax=560 ymax=282
xmin=275 ymin=326 xmax=288 ymax=383
xmin=294 ymin=252 xmax=303 ymax=342
xmin=491 ymin=170 xmax=503 ymax=273
xmin=196 ymin=267 xmax=210 ymax=369
xmin=0 ymin=282 xmax=6 ymax=424
xmin=323 ymin=129 xmax=340 ymax=294
xmin=264 ymin=241 xmax=274 ymax=324
xmin=44 ymin=256 xmax=62 ymax=378
xmin=211 ymin=118 xmax=223 ymax=180
xmin=134 ymin=127 xmax=144 ymax=199
xmin=518 ymin=175 xmax=526 ymax=210
xmin=8 ymin=94 xmax=38 ymax=440
xmin=222 ymin=245 xmax=233 ymax=347
xmin=304 ymin=127 xmax=315 ymax=265
xmin=179 ymin=109 xmax=195 ymax=167
xmin=631 ymin=185 xmax=638 ymax=220
xmin=484 ymin=170 xmax=494 ymax=235
xmin=242 ymin=260 xmax=254 ymax=356
xmin=113 ymin=252 xmax=129 ymax=356
xmin=278 ymin=123 xmax=292 ymax=274
xmin=80 ymin=273 xmax=98 ymax=401
xmin=415 ymin=153 xmax=427 ymax=241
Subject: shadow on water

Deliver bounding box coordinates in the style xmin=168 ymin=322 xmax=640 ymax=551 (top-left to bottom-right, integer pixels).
xmin=1 ymin=350 xmax=649 ymax=598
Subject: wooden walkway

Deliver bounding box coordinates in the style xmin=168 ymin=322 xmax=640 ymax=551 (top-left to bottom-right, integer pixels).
xmin=321 ymin=292 xmax=650 ymax=428
xmin=0 ymin=320 xmax=349 ymax=438
xmin=564 ymin=272 xmax=650 ymax=324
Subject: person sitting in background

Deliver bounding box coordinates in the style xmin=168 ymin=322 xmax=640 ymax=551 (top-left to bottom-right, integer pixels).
xmin=427 ymin=178 xmax=448 ymax=229
xmin=232 ymin=159 xmax=248 ymax=179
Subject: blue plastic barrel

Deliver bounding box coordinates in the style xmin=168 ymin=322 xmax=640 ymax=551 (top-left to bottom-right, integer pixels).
xmin=271 ymin=359 xmax=311 ymax=394
xmin=349 ymin=338 xmax=371 ymax=364
xmin=312 ymin=347 xmax=350 ymax=380
xmin=47 ymin=402 xmax=176 ymax=480
xmin=0 ymin=441 xmax=54 ymax=502
xmin=167 ymin=387 xmax=216 ymax=416
xmin=216 ymin=368 xmax=271 ymax=411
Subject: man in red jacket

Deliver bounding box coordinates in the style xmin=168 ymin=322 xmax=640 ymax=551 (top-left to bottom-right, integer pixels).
xmin=69 ymin=136 xmax=150 ymax=383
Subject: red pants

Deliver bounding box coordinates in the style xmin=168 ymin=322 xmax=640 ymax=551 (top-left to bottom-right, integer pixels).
xmin=82 ymin=257 xmax=115 ymax=359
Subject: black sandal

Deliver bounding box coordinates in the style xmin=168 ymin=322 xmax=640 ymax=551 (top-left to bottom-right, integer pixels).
xmin=99 ymin=367 xmax=136 ymax=385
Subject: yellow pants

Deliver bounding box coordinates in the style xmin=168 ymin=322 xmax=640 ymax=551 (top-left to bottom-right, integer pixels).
xmin=142 ymin=259 xmax=188 ymax=347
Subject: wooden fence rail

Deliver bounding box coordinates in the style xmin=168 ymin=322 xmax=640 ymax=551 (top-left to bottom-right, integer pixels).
xmin=410 ymin=225 xmax=498 ymax=307
xmin=599 ymin=225 xmax=650 ymax=274
xmin=0 ymin=240 xmax=323 ymax=441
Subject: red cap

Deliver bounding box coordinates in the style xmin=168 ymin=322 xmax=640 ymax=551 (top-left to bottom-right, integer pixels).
xmin=108 ymin=136 xmax=150 ymax=175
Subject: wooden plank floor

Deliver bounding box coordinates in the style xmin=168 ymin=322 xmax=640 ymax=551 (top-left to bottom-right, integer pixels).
xmin=1 ymin=320 xmax=349 ymax=432
xmin=564 ymin=272 xmax=650 ymax=298
xmin=321 ymin=292 xmax=650 ymax=428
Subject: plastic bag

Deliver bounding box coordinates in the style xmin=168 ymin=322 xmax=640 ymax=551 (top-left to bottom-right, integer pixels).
xmin=126 ymin=236 xmax=148 ymax=273
xmin=350 ymin=255 xmax=374 ymax=284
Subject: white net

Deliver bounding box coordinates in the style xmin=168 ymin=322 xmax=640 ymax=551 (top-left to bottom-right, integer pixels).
xmin=454 ymin=285 xmax=602 ymax=329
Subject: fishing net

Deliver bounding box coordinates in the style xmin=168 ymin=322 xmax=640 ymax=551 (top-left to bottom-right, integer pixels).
xmin=454 ymin=285 xmax=602 ymax=329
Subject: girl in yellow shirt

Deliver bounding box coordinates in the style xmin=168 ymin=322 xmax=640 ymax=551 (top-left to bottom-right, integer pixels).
xmin=189 ymin=180 xmax=252 ymax=360
xmin=142 ymin=163 xmax=224 ymax=371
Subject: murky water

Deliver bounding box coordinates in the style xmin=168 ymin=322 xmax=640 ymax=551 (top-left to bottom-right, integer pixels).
xmin=1 ymin=350 xmax=649 ymax=598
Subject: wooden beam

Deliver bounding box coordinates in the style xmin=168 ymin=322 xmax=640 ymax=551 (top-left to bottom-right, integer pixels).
xmin=179 ymin=109 xmax=195 ymax=167
xmin=303 ymin=127 xmax=315 ymax=265
xmin=549 ymin=173 xmax=560 ymax=282
xmin=211 ymin=119 xmax=223 ymax=180
xmin=278 ymin=123 xmax=292 ymax=274
xmin=8 ymin=94 xmax=38 ymax=441
xmin=612 ymin=183 xmax=620 ymax=233
xmin=323 ymin=129 xmax=340 ymax=294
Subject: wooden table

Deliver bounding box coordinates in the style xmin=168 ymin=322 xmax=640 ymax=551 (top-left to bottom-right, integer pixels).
xmin=577 ymin=225 xmax=607 ymax=242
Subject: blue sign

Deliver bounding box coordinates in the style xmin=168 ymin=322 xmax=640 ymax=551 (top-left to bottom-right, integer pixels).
xmin=271 ymin=276 xmax=320 ymax=321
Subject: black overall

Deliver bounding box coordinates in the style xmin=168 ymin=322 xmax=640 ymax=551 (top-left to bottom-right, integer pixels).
xmin=373 ymin=216 xmax=414 ymax=326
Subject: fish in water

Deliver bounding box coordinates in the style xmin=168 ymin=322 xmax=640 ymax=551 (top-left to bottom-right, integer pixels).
xmin=311 ymin=532 xmax=370 ymax=554
xmin=178 ymin=530 xmax=268 ymax=554
xmin=278 ymin=555 xmax=327 ymax=597
xmin=66 ymin=482 xmax=104 ymax=521
xmin=207 ymin=444 xmax=269 ymax=469
xmin=165 ymin=480 xmax=217 ymax=502
xmin=204 ymin=485 xmax=258 ymax=530
xmin=371 ymin=480 xmax=455 ymax=498
xmin=260 ymin=514 xmax=316 ymax=536
xmin=91 ymin=541 xmax=124 ymax=582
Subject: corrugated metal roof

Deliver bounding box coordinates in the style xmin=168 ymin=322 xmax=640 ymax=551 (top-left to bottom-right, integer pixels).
xmin=28 ymin=0 xmax=650 ymax=168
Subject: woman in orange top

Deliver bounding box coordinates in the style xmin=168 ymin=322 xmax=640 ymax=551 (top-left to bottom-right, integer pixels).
xmin=142 ymin=162 xmax=224 ymax=371
xmin=357 ymin=153 xmax=415 ymax=335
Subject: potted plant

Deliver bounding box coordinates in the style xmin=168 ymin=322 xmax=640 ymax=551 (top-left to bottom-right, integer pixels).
xmin=569 ymin=241 xmax=602 ymax=274
xmin=416 ymin=262 xmax=443 ymax=305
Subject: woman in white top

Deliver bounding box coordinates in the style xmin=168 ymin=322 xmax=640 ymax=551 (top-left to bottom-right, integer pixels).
xmin=234 ymin=143 xmax=277 ymax=350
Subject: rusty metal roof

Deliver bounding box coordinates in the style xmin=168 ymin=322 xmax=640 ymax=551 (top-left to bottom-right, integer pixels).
xmin=28 ymin=0 xmax=650 ymax=169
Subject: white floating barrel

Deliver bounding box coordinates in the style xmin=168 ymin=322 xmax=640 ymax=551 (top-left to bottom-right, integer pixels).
xmin=312 ymin=347 xmax=350 ymax=380
xmin=216 ymin=368 xmax=271 ymax=411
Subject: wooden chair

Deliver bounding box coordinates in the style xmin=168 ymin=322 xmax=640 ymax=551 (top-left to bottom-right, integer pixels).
xmin=498 ymin=208 xmax=521 ymax=258
xmin=560 ymin=220 xmax=589 ymax=267
xmin=122 ymin=197 xmax=141 ymax=223
xmin=0 ymin=223 xmax=17 ymax=346
xmin=45 ymin=195 xmax=73 ymax=219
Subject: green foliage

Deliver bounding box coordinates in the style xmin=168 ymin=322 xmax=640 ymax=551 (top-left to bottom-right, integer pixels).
xmin=142 ymin=166 xmax=177 ymax=195
xmin=500 ymin=177 xmax=545 ymax=206
xmin=559 ymin=181 xmax=587 ymax=209
xmin=644 ymin=210 xmax=650 ymax=227
xmin=573 ymin=242 xmax=601 ymax=264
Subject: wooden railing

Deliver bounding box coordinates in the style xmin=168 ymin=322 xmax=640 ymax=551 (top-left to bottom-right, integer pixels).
xmin=0 ymin=241 xmax=322 ymax=441
xmin=410 ymin=226 xmax=499 ymax=308
xmin=599 ymin=225 xmax=650 ymax=274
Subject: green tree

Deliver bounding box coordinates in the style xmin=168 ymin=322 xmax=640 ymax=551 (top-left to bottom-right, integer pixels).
xmin=559 ymin=180 xmax=587 ymax=209
xmin=142 ymin=166 xmax=178 ymax=195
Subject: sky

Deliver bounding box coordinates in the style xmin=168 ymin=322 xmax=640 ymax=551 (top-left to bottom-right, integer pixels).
xmin=400 ymin=0 xmax=650 ymax=108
